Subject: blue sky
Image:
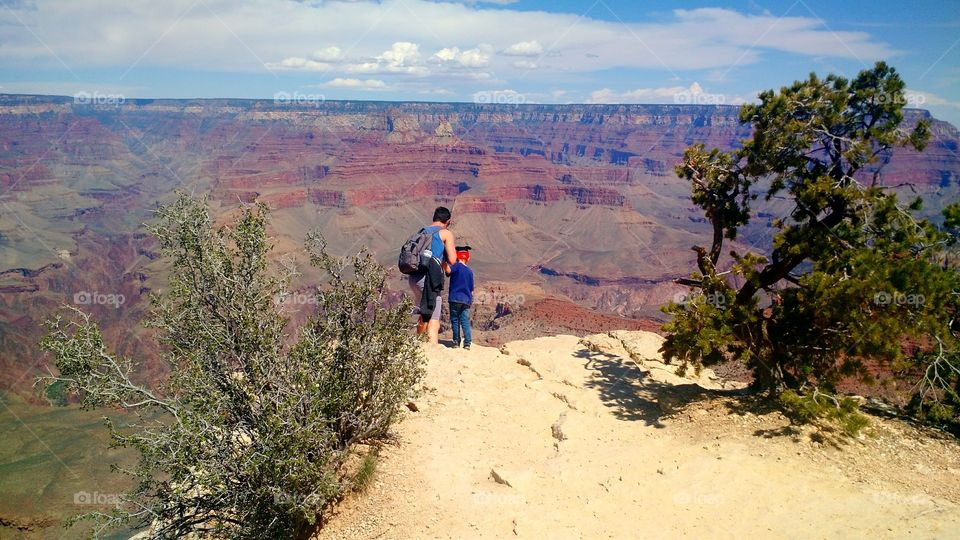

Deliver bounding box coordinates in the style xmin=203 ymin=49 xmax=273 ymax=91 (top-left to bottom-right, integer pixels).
xmin=1 ymin=0 xmax=958 ymax=124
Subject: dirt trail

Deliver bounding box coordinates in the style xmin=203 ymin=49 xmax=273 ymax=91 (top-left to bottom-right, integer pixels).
xmin=316 ymin=331 xmax=960 ymax=540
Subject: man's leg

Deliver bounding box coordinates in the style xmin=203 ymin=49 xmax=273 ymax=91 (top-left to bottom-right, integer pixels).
xmin=409 ymin=275 xmax=427 ymax=336
xmin=426 ymin=300 xmax=442 ymax=344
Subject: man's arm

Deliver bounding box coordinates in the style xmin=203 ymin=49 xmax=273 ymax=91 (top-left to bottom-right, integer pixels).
xmin=468 ymin=269 xmax=474 ymax=292
xmin=440 ymin=229 xmax=457 ymax=265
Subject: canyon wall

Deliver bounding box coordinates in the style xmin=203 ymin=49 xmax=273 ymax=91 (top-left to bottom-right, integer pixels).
xmin=1 ymin=95 xmax=957 ymax=390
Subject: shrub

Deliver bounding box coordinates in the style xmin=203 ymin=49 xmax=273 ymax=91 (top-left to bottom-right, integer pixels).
xmin=780 ymin=389 xmax=871 ymax=437
xmin=39 ymin=194 xmax=423 ymax=539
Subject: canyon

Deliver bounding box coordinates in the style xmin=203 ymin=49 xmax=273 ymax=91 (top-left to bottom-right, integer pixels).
xmin=0 ymin=94 xmax=958 ymax=395
xmin=0 ymin=93 xmax=958 ymax=538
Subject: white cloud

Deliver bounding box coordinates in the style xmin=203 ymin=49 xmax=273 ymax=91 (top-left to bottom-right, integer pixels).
xmin=311 ymin=46 xmax=342 ymax=62
xmin=272 ymin=57 xmax=334 ymax=71
xmin=433 ymin=48 xmax=458 ymax=62
xmin=379 ymin=41 xmax=420 ymax=65
xmin=502 ymin=40 xmax=543 ymax=57
xmin=345 ymin=42 xmax=430 ymax=75
xmin=588 ymin=84 xmax=696 ymax=104
xmin=906 ymin=89 xmax=960 ymax=109
xmin=0 ymin=1 xmax=897 ymax=74
xmin=511 ymin=59 xmax=538 ymax=70
xmin=283 ymin=40 xmax=496 ymax=79
xmin=1 ymin=0 xmax=918 ymax=113
xmin=321 ymin=77 xmax=389 ymax=90
xmin=276 ymin=41 xmax=431 ymax=76
xmin=432 ymin=44 xmax=492 ymax=68
xmin=587 ymin=82 xmax=750 ymax=106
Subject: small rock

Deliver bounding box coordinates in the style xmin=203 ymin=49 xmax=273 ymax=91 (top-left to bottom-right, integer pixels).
xmin=551 ymin=412 xmax=568 ymax=442
xmin=406 ymin=401 xmax=419 ymax=412
xmin=516 ymin=357 xmax=543 ymax=379
xmin=490 ymin=468 xmax=512 ymax=487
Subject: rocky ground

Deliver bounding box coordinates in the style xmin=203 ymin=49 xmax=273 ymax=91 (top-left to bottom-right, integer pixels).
xmin=315 ymin=331 xmax=960 ymax=540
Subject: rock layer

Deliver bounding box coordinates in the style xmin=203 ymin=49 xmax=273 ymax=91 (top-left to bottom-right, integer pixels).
xmin=0 ymin=95 xmax=957 ymax=391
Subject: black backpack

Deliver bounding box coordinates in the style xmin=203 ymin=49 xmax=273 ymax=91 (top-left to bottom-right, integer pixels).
xmin=398 ymin=228 xmax=434 ymax=274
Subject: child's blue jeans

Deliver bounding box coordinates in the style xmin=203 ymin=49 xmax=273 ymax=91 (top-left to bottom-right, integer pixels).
xmin=449 ymin=302 xmax=472 ymax=346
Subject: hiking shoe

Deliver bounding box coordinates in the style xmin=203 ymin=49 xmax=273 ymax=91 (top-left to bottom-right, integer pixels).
xmin=463 ymin=344 xmax=471 ymax=350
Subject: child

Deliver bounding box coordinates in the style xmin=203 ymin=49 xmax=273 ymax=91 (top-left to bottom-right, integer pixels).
xmin=448 ymin=245 xmax=474 ymax=349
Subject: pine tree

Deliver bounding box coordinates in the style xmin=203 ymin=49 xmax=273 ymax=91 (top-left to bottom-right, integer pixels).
xmin=662 ymin=62 xmax=960 ymax=430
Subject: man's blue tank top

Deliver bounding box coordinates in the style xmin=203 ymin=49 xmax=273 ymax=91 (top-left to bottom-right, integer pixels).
xmin=424 ymin=225 xmax=444 ymax=259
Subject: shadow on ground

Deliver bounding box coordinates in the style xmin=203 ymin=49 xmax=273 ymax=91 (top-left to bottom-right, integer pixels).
xmin=576 ymin=346 xmax=762 ymax=431
xmin=574 ymin=345 xmax=954 ymax=450
xmin=576 ymin=346 xmax=667 ymax=426
xmin=723 ymin=394 xmax=863 ymax=449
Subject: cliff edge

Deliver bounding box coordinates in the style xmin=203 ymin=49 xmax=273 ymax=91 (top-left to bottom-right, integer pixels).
xmin=316 ymin=331 xmax=960 ymax=539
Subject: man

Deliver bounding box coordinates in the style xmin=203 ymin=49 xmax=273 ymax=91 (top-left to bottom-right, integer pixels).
xmin=409 ymin=207 xmax=458 ymax=344
xmin=448 ymin=245 xmax=474 ymax=349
